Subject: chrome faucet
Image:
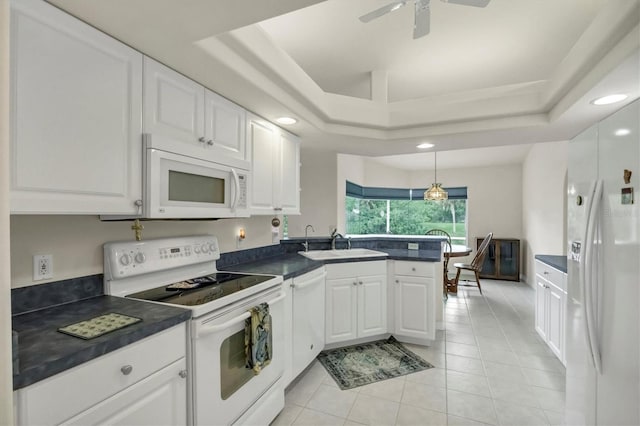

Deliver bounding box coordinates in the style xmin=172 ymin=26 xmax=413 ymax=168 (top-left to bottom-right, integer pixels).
xmin=330 ymin=229 xmax=344 ymax=250
xmin=303 ymin=224 xmax=315 ymax=252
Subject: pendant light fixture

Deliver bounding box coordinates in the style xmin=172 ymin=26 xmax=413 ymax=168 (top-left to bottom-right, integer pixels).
xmin=424 ymin=151 xmax=448 ymax=201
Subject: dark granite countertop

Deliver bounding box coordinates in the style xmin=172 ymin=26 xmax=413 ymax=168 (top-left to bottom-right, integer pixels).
xmin=220 ymin=249 xmax=440 ymax=280
xmin=535 ymin=255 xmax=567 ymax=273
xmin=221 ymin=253 xmax=323 ymax=279
xmin=12 ymin=295 xmax=190 ymax=390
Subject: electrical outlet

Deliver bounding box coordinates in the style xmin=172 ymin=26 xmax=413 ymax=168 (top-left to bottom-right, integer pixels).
xmin=408 ymin=243 xmax=419 ymax=250
xmin=33 ymin=255 xmax=53 ymax=281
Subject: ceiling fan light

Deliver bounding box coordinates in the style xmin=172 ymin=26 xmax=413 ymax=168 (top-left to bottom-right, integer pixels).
xmin=424 ymin=183 xmax=448 ymax=201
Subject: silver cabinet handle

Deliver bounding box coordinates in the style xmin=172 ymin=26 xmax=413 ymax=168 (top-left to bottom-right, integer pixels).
xmin=412 ymin=267 xmax=416 ymax=271
xmin=179 ymin=370 xmax=187 ymax=379
xmin=543 ymin=271 xmax=549 ymax=275
xmin=121 ymin=365 xmax=133 ymax=375
xmin=395 ymin=279 xmax=399 ymax=283
xmin=359 ymin=281 xmax=363 ymax=285
xmin=353 ymin=282 xmax=357 ymax=286
xmin=207 ymin=140 xmax=213 ymax=145
xmin=198 ymin=137 xmax=206 ymax=143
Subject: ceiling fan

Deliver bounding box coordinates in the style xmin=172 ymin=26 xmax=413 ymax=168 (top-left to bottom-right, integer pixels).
xmin=359 ymin=0 xmax=491 ymax=39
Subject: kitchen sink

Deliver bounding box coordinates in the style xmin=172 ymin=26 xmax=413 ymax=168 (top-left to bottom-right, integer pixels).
xmin=298 ymin=248 xmax=388 ymax=261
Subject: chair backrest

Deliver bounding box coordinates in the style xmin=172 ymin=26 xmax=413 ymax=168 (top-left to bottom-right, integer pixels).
xmin=471 ymin=232 xmax=493 ymax=271
xmin=426 ymin=229 xmax=452 ymax=266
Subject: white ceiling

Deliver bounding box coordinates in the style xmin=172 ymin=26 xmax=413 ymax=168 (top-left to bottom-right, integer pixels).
xmin=259 ymin=0 xmax=603 ymax=102
xmin=47 ymin=0 xmax=640 ymax=165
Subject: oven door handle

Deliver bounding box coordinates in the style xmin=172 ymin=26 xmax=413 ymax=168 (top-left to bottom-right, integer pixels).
xmin=195 ymin=292 xmax=286 ymax=338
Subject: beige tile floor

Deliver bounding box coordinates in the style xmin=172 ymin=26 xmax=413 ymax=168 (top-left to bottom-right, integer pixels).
xmin=272 ymin=279 xmax=566 ymax=426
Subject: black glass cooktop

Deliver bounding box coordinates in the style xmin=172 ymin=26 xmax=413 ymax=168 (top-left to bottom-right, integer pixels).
xmin=126 ymin=272 xmax=275 ymax=306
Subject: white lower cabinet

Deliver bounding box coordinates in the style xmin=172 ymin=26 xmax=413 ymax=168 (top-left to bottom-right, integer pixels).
xmin=325 ymin=261 xmax=387 ymax=344
xmin=534 ymin=260 xmax=567 ymax=364
xmin=290 ymin=268 xmax=326 ymax=381
xmin=15 ymin=325 xmax=187 ymax=426
xmin=392 ymin=261 xmax=437 ymax=341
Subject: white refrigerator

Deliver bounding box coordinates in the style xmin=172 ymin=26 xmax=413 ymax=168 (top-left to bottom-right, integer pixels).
xmin=565 ymin=99 xmax=639 ymax=425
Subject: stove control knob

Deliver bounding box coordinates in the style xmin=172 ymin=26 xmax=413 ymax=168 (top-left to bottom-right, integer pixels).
xmin=208 ymin=243 xmax=216 ymax=253
xmin=194 ymin=246 xmax=201 ymax=254
xmin=119 ymin=254 xmax=132 ymax=266
xmin=201 ymin=245 xmax=209 ymax=253
xmin=135 ymin=253 xmax=146 ymax=264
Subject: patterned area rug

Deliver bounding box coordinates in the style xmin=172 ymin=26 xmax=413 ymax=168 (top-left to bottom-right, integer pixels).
xmin=317 ymin=336 xmax=434 ymax=390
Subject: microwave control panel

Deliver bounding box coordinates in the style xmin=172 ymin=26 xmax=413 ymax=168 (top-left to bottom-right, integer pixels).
xmin=237 ymin=174 xmax=247 ymax=208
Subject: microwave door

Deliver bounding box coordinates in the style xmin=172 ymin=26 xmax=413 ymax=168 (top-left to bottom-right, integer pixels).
xmin=146 ymin=148 xmax=237 ymax=218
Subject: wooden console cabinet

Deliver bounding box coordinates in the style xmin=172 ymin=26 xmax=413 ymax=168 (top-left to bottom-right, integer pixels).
xmin=476 ymin=238 xmax=520 ymax=281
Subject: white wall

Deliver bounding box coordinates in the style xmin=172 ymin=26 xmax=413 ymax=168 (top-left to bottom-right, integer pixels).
xmin=411 ymin=164 xmax=524 ymax=266
xmin=287 ymin=148 xmax=338 ymax=237
xmin=1 ymin=0 xmax=14 ymax=421
xmin=521 ymin=141 xmax=568 ymax=285
xmin=10 ymin=215 xmax=276 ymax=288
xmin=336 ymin=154 xmax=365 ymax=233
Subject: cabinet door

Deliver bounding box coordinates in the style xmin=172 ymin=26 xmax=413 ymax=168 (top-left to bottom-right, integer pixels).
xmin=248 ymin=116 xmax=278 ymax=213
xmin=325 ymin=277 xmax=358 ymax=344
xmin=10 ymin=0 xmax=143 ymax=214
xmin=358 ymin=274 xmax=387 ymax=338
xmin=278 ymin=131 xmax=301 ymax=214
xmin=394 ymin=275 xmax=434 ymax=340
xmin=143 ymin=57 xmax=204 ymax=145
xmin=204 ymin=90 xmax=247 ymax=164
xmin=64 ymin=358 xmax=187 ymax=426
xmin=534 ymin=275 xmax=548 ymax=340
xmin=547 ymin=284 xmax=564 ymax=360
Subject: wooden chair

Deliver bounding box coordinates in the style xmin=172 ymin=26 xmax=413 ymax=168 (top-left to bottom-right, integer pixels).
xmin=452 ymin=232 xmax=493 ymax=294
xmin=425 ymin=229 xmax=452 ymax=297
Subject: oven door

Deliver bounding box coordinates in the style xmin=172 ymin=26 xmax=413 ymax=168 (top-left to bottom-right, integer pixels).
xmin=191 ymin=287 xmax=285 ymax=426
xmin=145 ymin=145 xmax=248 ymax=219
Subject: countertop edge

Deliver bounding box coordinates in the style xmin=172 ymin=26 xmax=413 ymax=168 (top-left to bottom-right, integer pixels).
xmin=535 ymin=254 xmax=567 ymax=274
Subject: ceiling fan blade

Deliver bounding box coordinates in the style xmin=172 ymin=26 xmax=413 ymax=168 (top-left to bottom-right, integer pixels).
xmin=413 ymin=0 xmax=430 ymax=39
xmin=441 ymin=0 xmax=490 ymax=7
xmin=359 ymin=1 xmax=408 ymax=23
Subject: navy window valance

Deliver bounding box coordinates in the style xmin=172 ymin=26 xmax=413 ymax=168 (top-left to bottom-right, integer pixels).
xmin=346 ymin=181 xmax=467 ymax=200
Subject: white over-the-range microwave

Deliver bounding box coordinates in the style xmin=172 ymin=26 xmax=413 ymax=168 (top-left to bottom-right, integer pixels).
xmin=105 ymin=134 xmax=249 ymax=219
xmin=143 ymin=134 xmax=249 ymax=218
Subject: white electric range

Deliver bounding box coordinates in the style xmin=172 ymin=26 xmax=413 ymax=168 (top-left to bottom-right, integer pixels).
xmin=103 ymin=235 xmax=285 ymax=426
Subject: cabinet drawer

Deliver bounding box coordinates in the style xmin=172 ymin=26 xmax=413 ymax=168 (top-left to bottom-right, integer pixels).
xmin=326 ymin=261 xmax=386 ymax=279
xmin=535 ymin=260 xmax=566 ymax=292
xmin=17 ymin=324 xmax=186 ymax=426
xmin=394 ymin=261 xmax=435 ymax=278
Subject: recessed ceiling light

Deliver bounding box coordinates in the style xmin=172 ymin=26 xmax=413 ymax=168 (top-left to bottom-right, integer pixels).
xmin=276 ymin=116 xmax=297 ymax=125
xmin=416 ymin=143 xmax=434 ymax=149
xmin=615 ymin=128 xmax=631 ymax=136
xmin=591 ymin=94 xmax=628 ymax=105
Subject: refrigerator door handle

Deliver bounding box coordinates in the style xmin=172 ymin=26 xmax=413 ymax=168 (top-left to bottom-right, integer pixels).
xmin=584 ymin=179 xmax=603 ymax=374
xmin=579 ymin=181 xmax=597 ymax=373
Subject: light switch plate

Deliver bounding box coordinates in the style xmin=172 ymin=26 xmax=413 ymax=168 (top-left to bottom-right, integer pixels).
xmin=408 ymin=243 xmax=419 ymax=250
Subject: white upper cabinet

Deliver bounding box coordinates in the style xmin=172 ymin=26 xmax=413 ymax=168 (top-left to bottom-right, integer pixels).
xmin=143 ymin=57 xmax=249 ymax=169
xmin=143 ymin=57 xmax=204 ymax=146
xmin=279 ymin=131 xmax=301 ymax=213
xmin=248 ymin=114 xmax=301 ymax=215
xmin=204 ymin=90 xmax=247 ymax=163
xmin=10 ymin=0 xmax=143 ymax=214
